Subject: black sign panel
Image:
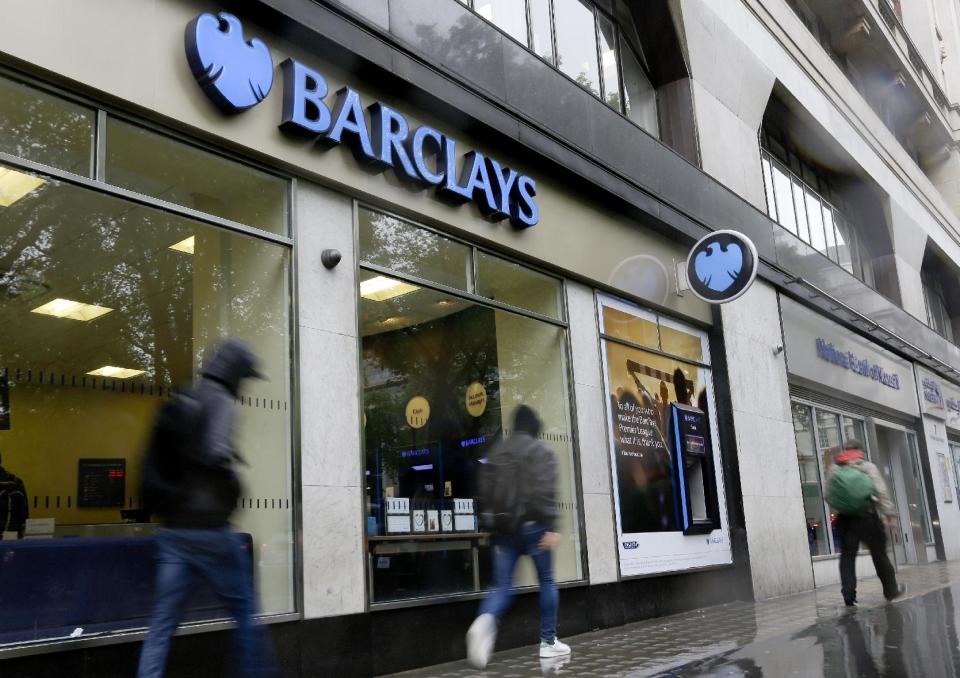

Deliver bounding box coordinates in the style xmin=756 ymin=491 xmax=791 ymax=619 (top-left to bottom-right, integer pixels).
xmin=686 ymin=230 xmax=758 ymax=303
xmin=77 ymin=459 xmax=126 ymax=508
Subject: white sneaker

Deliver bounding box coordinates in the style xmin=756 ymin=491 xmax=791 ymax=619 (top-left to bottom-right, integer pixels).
xmin=466 ymin=613 xmax=497 ymax=669
xmin=539 ymin=638 xmax=571 ymax=658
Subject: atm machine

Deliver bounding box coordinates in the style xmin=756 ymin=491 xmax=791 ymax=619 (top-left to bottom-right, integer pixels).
xmin=668 ymin=403 xmax=721 ymax=535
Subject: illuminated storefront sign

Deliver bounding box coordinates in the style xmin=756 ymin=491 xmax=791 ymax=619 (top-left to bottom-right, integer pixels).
xmin=186 ymin=12 xmax=538 ymax=228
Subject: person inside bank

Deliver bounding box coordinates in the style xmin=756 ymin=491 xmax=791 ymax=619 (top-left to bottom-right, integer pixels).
xmin=0 ymin=450 xmax=28 ymax=538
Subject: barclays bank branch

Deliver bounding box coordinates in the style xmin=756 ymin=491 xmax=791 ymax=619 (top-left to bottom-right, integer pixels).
xmin=0 ymin=1 xmax=955 ymax=676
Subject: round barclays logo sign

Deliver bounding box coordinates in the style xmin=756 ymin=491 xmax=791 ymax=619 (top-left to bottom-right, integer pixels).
xmin=686 ymin=230 xmax=758 ymax=304
xmin=185 ymin=12 xmax=274 ymax=112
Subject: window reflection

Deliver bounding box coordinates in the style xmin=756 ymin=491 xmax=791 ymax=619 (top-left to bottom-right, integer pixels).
xmin=792 ymin=403 xmax=830 ymax=556
xmin=554 ymin=0 xmax=601 ymax=96
xmin=473 ymin=0 xmax=527 ymax=44
xmin=0 ymin=74 xmax=94 ymax=176
xmin=0 ymin=164 xmax=294 ymax=641
xmin=105 ymin=118 xmax=287 ymax=236
xmin=359 ymin=213 xmax=581 ymax=604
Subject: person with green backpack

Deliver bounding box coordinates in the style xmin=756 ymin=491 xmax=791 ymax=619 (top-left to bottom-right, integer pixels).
xmin=825 ymin=439 xmax=905 ymax=607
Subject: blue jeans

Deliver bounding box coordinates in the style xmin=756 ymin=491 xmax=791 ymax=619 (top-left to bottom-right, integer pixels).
xmin=136 ymin=527 xmax=278 ymax=678
xmin=479 ymin=522 xmax=558 ymax=642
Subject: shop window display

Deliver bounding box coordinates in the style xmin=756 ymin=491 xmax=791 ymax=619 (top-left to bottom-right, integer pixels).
xmin=358 ymin=208 xmax=582 ymax=604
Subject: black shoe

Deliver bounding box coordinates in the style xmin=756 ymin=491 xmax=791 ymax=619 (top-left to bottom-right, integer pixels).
xmin=885 ymin=584 xmax=906 ymax=602
xmin=844 ymin=599 xmax=857 ymax=607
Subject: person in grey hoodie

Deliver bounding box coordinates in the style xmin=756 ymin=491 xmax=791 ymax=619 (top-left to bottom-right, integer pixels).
xmin=824 ymin=439 xmax=904 ymax=606
xmin=466 ymin=405 xmax=571 ymax=670
xmin=137 ymin=339 xmax=279 ymax=678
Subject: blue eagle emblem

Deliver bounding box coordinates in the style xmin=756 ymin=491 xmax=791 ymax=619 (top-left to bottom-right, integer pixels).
xmin=185 ymin=13 xmax=273 ymax=112
xmin=694 ymin=241 xmax=744 ymax=293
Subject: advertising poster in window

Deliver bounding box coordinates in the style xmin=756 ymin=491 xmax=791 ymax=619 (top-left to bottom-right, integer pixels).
xmin=599 ymin=296 xmax=731 ymax=577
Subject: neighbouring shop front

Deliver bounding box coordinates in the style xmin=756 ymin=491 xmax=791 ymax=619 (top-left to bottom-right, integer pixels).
xmin=0 ymin=1 xmax=753 ymax=674
xmin=781 ymin=296 xmax=937 ymax=587
xmin=913 ymin=366 xmax=960 ymax=561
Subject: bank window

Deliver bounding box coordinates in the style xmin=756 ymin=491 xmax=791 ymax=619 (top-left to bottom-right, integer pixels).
xmin=359 ymin=208 xmax=580 ymax=604
xmin=0 ymin=74 xmax=94 ymax=177
xmin=473 ymin=0 xmax=527 ymax=43
xmin=474 ymin=250 xmax=562 ymax=319
xmin=0 ymin=162 xmax=294 ymax=644
xmin=358 ymin=207 xmax=472 ymax=293
xmin=104 ymin=118 xmax=288 ymax=236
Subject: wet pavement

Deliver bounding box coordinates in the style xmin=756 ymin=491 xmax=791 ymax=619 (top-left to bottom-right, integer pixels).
xmin=387 ymin=561 xmax=960 ymax=677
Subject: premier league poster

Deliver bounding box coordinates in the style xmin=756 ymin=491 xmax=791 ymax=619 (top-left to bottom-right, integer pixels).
xmin=599 ymin=297 xmax=731 ymax=577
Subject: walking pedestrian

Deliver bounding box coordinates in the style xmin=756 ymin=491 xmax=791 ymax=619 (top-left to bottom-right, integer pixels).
xmin=467 ymin=405 xmax=571 ymax=670
xmin=824 ymin=439 xmax=905 ymax=607
xmin=137 ymin=339 xmax=279 ymax=677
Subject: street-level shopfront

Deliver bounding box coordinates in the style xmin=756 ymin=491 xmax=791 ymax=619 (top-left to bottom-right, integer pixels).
xmin=913 ymin=366 xmax=960 ymax=561
xmin=0 ymin=1 xmax=751 ymax=675
xmin=780 ymin=296 xmax=938 ymax=587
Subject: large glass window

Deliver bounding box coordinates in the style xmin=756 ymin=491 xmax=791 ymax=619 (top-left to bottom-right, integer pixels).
xmin=458 ymin=0 xmax=659 ymax=133
xmin=0 ymin=164 xmax=293 ymax=643
xmin=621 ymin=36 xmax=658 ymax=136
xmin=359 ymin=210 xmax=581 ymax=604
xmin=0 ymin=75 xmax=94 ymax=176
xmin=760 ymin=145 xmax=874 ymax=287
xmin=554 ymin=0 xmax=601 ymax=97
xmin=472 ymin=0 xmax=527 ymax=43
xmin=105 ymin=118 xmax=288 ymax=235
xmin=793 ymin=403 xmax=829 ymax=556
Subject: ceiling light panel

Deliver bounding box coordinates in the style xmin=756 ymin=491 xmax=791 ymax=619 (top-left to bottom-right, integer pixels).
xmin=169 ymin=235 xmax=195 ymax=254
xmin=31 ymin=298 xmax=113 ymax=322
xmin=0 ymin=168 xmax=45 ymax=207
xmin=86 ymin=366 xmax=145 ymax=379
xmin=360 ymin=276 xmax=419 ymax=302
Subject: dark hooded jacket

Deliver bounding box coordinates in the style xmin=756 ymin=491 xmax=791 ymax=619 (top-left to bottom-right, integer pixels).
xmin=163 ymin=339 xmax=261 ymax=528
xmin=503 ymin=405 xmax=559 ymax=532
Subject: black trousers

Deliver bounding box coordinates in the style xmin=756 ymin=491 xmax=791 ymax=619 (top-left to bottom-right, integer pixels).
xmin=837 ymin=512 xmax=899 ymax=603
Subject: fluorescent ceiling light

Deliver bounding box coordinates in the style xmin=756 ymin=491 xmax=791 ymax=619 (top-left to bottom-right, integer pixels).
xmin=0 ymin=167 xmax=45 ymax=207
xmin=169 ymin=236 xmax=195 ymax=254
xmin=86 ymin=366 xmax=146 ymax=379
xmin=31 ymin=298 xmax=113 ymax=322
xmin=360 ymin=276 xmax=419 ymax=301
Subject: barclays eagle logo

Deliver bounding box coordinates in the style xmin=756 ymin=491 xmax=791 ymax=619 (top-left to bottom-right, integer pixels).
xmin=185 ymin=12 xmax=273 ymax=112
xmin=693 ymin=241 xmax=744 ymax=293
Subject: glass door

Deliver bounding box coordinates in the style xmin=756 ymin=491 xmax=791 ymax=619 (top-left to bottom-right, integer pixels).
xmin=872 ymin=424 xmax=914 ymax=565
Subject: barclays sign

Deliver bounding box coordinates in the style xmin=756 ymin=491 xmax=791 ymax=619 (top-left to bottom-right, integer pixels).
xmin=185 ymin=12 xmax=538 ymax=228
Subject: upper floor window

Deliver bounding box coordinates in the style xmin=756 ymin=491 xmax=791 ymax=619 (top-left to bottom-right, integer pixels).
xmin=920 ymin=245 xmax=960 ymax=343
xmin=458 ymin=0 xmax=659 ymax=137
xmin=760 ymin=129 xmax=875 ymax=287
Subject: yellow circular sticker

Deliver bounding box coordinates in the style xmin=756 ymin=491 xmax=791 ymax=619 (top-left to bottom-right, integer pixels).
xmin=405 ymin=396 xmax=430 ymax=429
xmin=465 ymin=382 xmax=487 ymax=417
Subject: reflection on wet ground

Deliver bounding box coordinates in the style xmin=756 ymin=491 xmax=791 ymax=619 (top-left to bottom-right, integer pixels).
xmin=666 ymin=585 xmax=960 ymax=677
xmin=387 ymin=561 xmax=960 ymax=677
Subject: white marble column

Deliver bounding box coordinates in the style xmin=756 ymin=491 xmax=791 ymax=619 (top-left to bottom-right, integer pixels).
xmin=565 ymin=282 xmax=619 ymax=584
xmin=295 ymin=181 xmax=366 ymax=617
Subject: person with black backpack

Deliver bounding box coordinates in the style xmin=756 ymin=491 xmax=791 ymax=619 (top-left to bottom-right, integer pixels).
xmin=136 ymin=339 xmax=279 ymax=678
xmin=466 ymin=405 xmax=571 ymax=670
xmin=825 ymin=439 xmax=905 ymax=607
xmin=0 ymin=451 xmax=28 ymax=537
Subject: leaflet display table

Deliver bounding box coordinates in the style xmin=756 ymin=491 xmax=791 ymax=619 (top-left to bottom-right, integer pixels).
xmin=367 ymin=532 xmax=489 ymax=597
